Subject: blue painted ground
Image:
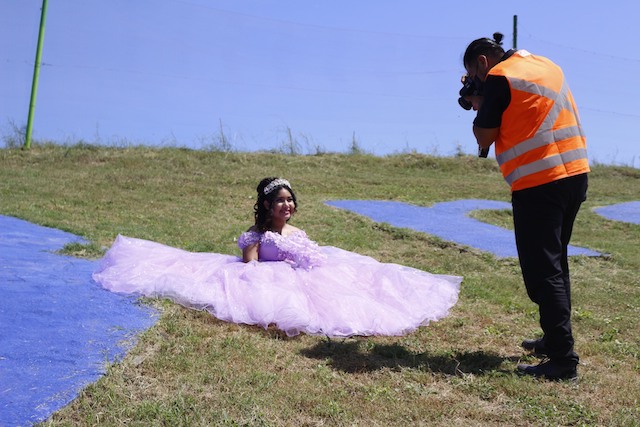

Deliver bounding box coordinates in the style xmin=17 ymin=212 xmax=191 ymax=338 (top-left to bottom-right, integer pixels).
xmin=0 ymin=216 xmax=158 ymax=427
xmin=593 ymin=201 xmax=640 ymax=225
xmin=326 ymin=199 xmax=602 ymax=258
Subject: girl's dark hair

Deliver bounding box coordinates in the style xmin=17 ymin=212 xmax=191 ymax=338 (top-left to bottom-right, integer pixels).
xmin=463 ymin=32 xmax=505 ymax=67
xmin=253 ymin=177 xmax=297 ymax=232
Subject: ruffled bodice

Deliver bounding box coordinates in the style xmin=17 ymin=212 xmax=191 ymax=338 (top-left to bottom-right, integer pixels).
xmin=237 ymin=230 xmax=326 ymax=269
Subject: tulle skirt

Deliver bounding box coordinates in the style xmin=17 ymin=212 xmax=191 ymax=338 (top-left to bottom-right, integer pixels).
xmin=93 ymin=236 xmax=461 ymax=337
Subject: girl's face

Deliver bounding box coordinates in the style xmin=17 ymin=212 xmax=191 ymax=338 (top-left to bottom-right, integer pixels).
xmin=268 ymin=188 xmax=296 ymax=222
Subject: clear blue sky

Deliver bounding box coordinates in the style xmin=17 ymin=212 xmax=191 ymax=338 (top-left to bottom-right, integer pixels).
xmin=2 ymin=1 xmax=639 ymax=167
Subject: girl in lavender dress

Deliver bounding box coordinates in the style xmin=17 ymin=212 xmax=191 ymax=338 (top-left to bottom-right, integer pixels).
xmin=93 ymin=177 xmax=461 ymax=337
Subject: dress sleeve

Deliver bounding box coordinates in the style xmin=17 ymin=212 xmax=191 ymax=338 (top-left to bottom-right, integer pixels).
xmin=278 ymin=231 xmax=327 ymax=269
xmin=237 ymin=231 xmax=261 ymax=250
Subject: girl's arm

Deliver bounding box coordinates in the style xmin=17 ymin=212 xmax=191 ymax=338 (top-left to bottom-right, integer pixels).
xmin=242 ymin=242 xmax=259 ymax=263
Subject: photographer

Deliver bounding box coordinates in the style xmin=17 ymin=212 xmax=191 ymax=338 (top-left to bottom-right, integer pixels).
xmin=461 ymin=33 xmax=590 ymax=381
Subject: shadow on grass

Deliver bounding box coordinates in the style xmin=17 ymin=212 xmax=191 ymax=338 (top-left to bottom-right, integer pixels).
xmin=300 ymin=340 xmax=519 ymax=375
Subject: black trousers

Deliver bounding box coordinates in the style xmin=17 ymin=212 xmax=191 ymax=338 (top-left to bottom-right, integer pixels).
xmin=511 ymin=173 xmax=588 ymax=365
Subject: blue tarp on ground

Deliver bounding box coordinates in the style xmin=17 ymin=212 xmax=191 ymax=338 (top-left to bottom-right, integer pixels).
xmin=0 ymin=216 xmax=158 ymax=426
xmin=593 ymin=201 xmax=640 ymax=225
xmin=326 ymin=199 xmax=602 ymax=258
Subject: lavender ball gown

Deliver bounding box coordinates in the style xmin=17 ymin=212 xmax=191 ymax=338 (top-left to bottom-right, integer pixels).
xmin=93 ymin=231 xmax=461 ymax=337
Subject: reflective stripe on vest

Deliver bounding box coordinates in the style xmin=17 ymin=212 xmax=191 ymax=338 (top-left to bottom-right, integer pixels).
xmin=496 ymin=76 xmax=587 ymax=187
xmin=504 ymin=147 xmax=588 ymax=186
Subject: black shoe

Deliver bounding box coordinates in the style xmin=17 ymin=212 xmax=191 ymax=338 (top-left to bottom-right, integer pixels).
xmin=517 ymin=359 xmax=578 ymax=381
xmin=521 ymin=338 xmax=548 ymax=356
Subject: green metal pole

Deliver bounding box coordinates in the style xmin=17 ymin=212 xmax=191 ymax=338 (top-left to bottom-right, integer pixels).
xmin=513 ymin=15 xmax=518 ymax=50
xmin=24 ymin=0 xmax=49 ymax=150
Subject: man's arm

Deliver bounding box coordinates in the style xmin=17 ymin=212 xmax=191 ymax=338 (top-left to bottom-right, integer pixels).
xmin=472 ymin=75 xmax=509 ymax=150
xmin=473 ymin=125 xmax=499 ymax=148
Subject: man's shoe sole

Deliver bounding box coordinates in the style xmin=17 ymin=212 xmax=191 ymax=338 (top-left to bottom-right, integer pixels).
xmin=516 ymin=363 xmax=578 ymax=382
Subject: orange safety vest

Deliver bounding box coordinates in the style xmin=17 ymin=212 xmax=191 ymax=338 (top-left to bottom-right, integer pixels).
xmin=488 ymin=50 xmax=590 ymax=191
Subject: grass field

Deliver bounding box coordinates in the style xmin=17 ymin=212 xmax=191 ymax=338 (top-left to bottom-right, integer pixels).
xmin=1 ymin=143 xmax=639 ymax=426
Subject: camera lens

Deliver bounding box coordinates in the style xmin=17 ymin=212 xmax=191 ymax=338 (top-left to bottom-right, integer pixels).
xmin=458 ymin=75 xmax=481 ymax=110
xmin=458 ymin=97 xmax=472 ymax=110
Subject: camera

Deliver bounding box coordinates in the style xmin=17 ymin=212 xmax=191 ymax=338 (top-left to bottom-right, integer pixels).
xmin=458 ymin=74 xmax=489 ymax=158
xmin=458 ymin=74 xmax=481 ymax=110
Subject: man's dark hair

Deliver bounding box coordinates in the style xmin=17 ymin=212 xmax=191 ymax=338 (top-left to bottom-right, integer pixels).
xmin=463 ymin=32 xmax=506 ymax=67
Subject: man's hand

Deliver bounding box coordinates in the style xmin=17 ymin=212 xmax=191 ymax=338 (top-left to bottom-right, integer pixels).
xmin=473 ymin=125 xmax=499 ymax=149
xmin=465 ymin=95 xmax=484 ymax=111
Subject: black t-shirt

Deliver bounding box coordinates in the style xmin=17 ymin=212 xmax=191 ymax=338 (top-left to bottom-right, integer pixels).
xmin=473 ymin=74 xmax=511 ymax=129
